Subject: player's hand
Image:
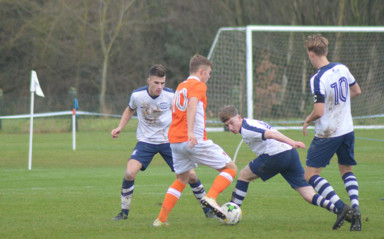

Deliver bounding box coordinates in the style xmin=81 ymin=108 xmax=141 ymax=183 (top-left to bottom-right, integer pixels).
xmin=111 ymin=128 xmax=121 ymax=139
xmin=293 ymin=141 xmax=306 ymax=149
xmin=188 ymin=132 xmax=198 ymax=148
xmin=302 ymin=122 xmax=309 ymax=136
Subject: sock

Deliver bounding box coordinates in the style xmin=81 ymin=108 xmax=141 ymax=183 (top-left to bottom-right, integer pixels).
xmin=342 ymin=172 xmax=359 ymax=209
xmin=206 ymin=168 xmax=236 ymax=199
xmin=158 ymin=179 xmax=186 ymax=222
xmin=312 ymin=194 xmax=337 ymax=214
xmin=230 ymin=180 xmax=249 ymax=207
xmin=309 ymin=175 xmax=345 ymax=212
xmin=189 ymin=179 xmax=209 ymax=213
xmin=121 ymin=179 xmax=134 ymax=215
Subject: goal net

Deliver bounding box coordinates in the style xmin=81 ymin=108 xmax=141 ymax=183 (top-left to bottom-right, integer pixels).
xmin=206 ymin=26 xmax=384 ymax=126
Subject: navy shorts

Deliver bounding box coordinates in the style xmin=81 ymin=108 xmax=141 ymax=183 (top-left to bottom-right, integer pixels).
xmin=249 ymin=149 xmax=310 ymax=188
xmin=306 ymin=131 xmax=356 ymax=168
xmin=130 ymin=141 xmax=174 ymax=171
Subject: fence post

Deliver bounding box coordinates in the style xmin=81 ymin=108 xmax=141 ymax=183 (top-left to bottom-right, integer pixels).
xmin=69 ymin=87 xmax=78 ymax=131
xmin=0 ymin=89 xmax=2 ymax=130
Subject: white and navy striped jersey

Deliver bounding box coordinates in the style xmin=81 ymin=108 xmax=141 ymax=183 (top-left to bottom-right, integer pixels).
xmin=128 ymin=86 xmax=174 ymax=144
xmin=310 ymin=63 xmax=356 ymax=138
xmin=240 ymin=118 xmax=292 ymax=156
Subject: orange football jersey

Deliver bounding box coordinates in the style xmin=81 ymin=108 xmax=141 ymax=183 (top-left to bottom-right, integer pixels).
xmin=168 ymin=76 xmax=207 ymax=143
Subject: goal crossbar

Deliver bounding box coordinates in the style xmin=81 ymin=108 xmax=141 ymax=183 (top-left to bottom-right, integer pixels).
xmin=208 ymin=25 xmax=384 ymax=120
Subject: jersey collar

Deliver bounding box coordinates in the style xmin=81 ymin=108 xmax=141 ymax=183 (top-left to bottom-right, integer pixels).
xmin=187 ymin=76 xmax=201 ymax=81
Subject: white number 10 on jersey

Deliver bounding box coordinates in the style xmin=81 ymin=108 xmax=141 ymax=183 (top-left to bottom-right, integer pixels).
xmin=173 ymin=88 xmax=188 ymax=112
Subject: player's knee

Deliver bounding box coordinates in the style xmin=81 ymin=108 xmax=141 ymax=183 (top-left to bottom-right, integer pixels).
xmin=227 ymin=160 xmax=237 ymax=172
xmin=124 ymin=169 xmax=138 ymax=181
xmin=304 ymin=170 xmax=316 ymax=182
xmin=187 ymin=171 xmax=198 ymax=184
xmin=238 ymin=168 xmax=256 ymax=182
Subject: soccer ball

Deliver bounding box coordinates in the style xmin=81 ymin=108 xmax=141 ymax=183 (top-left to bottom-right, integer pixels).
xmin=219 ymin=202 xmax=242 ymax=225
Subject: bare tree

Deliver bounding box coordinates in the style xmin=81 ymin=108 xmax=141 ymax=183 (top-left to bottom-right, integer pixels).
xmin=98 ymin=0 xmax=135 ymax=113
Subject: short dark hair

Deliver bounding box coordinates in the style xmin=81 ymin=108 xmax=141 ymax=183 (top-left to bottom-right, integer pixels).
xmin=149 ymin=64 xmax=166 ymax=77
xmin=219 ymin=105 xmax=239 ymax=123
xmin=189 ymin=54 xmax=212 ymax=74
xmin=305 ymin=34 xmax=328 ymax=56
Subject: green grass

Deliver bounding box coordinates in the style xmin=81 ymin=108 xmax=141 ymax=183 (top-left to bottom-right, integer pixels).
xmin=1 ymin=128 xmax=383 ymax=239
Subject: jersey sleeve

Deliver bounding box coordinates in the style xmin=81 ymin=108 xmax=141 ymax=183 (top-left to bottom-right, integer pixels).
xmin=242 ymin=120 xmax=267 ymax=140
xmin=128 ymin=92 xmax=137 ymax=110
xmin=345 ymin=67 xmax=357 ymax=86
xmin=311 ymin=76 xmax=325 ymax=103
xmin=188 ymin=82 xmax=206 ymax=101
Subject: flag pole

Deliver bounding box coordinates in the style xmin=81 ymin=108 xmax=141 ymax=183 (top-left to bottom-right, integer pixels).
xmin=28 ymin=70 xmax=44 ymax=170
xmin=72 ymin=108 xmax=76 ymax=151
xmin=28 ymin=91 xmax=35 ymax=170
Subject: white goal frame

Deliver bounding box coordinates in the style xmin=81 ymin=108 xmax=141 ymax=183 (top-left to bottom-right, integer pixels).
xmin=208 ymin=25 xmax=384 ymax=119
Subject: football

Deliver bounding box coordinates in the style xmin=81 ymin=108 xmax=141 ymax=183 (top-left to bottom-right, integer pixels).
xmin=219 ymin=202 xmax=242 ymax=225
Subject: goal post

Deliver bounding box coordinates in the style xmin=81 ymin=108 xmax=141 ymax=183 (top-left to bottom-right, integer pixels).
xmin=207 ymin=25 xmax=384 ymax=125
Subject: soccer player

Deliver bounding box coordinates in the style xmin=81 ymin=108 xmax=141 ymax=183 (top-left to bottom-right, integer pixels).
xmin=153 ymin=54 xmax=237 ymax=226
xmin=303 ymin=34 xmax=362 ymax=231
xmin=219 ymin=105 xmax=338 ymax=219
xmin=111 ymin=64 xmax=212 ymax=221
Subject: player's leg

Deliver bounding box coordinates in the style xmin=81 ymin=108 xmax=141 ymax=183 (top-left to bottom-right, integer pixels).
xmin=112 ymin=159 xmax=142 ymax=220
xmin=230 ymin=165 xmax=258 ymax=207
xmin=154 ymin=142 xmax=197 ymax=226
xmin=281 ymin=149 xmax=337 ymax=214
xmin=305 ymin=136 xmax=352 ymax=229
xmin=112 ymin=142 xmax=157 ymax=220
xmin=191 ymin=140 xmax=237 ymax=219
xmin=295 ymin=186 xmax=336 ymax=214
xmin=159 ymin=143 xmax=211 ymax=217
xmin=340 ymin=166 xmax=361 ymax=231
xmin=336 ymin=132 xmax=361 ymax=231
xmin=154 ymin=171 xmax=190 ymax=226
xmin=306 ymin=166 xmax=352 ymax=229
xmin=205 ymin=160 xmax=237 ymax=200
xmin=187 ymin=169 xmax=214 ymax=217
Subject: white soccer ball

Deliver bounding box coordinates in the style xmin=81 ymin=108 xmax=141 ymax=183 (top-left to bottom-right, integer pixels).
xmin=219 ymin=202 xmax=242 ymax=225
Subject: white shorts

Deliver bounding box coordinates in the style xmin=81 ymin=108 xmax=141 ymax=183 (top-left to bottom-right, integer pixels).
xmin=171 ymin=139 xmax=232 ymax=174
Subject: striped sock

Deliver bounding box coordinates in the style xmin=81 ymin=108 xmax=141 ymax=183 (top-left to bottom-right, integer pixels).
xmin=189 ymin=179 xmax=209 ymax=213
xmin=231 ymin=180 xmax=249 ymax=207
xmin=121 ymin=179 xmax=134 ymax=215
xmin=207 ymin=168 xmax=236 ymax=200
xmin=189 ymin=179 xmax=206 ymax=201
xmin=312 ymin=194 xmax=337 ymax=214
xmin=309 ymin=175 xmax=345 ymax=212
xmin=158 ymin=179 xmax=186 ymax=223
xmin=342 ymin=172 xmax=359 ymax=209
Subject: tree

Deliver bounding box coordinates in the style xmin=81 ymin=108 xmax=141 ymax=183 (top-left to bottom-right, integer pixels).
xmin=98 ymin=0 xmax=135 ymax=113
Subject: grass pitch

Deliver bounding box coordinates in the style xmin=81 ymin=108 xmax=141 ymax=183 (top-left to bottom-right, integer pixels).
xmin=1 ymin=126 xmax=383 ymax=239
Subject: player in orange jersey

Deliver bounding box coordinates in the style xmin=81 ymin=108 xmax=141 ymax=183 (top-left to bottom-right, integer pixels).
xmin=153 ymin=54 xmax=237 ymax=226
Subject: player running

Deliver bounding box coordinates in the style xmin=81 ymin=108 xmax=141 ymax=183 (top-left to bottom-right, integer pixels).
xmin=303 ymin=34 xmax=362 ymax=231
xmin=153 ymin=54 xmax=237 ymax=226
xmin=111 ymin=64 xmax=212 ymax=221
xmin=219 ymin=105 xmax=340 ymax=222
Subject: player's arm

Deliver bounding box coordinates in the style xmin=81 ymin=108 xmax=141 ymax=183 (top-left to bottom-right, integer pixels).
xmin=350 ymin=82 xmax=361 ymax=99
xmin=111 ymin=106 xmax=135 ymax=138
xmin=303 ymin=102 xmax=324 ymax=136
xmin=264 ymin=130 xmax=306 ymax=149
xmin=187 ymin=97 xmax=199 ymax=148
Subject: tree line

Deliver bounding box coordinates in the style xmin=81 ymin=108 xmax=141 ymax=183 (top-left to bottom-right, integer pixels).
xmin=1 ymin=0 xmax=383 ymax=114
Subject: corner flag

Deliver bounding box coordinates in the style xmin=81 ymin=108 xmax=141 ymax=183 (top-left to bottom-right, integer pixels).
xmin=29 ymin=70 xmax=45 ymax=170
xmin=30 ymin=70 xmax=45 ymax=97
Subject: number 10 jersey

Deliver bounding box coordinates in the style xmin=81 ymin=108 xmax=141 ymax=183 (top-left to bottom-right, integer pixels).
xmin=168 ymin=76 xmax=208 ymax=143
xmin=310 ymin=63 xmax=357 ymax=138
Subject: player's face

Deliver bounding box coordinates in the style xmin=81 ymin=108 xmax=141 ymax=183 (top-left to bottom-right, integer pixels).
xmin=147 ymin=76 xmax=166 ymax=97
xmin=224 ymin=115 xmax=242 ymax=134
xmin=200 ymin=66 xmax=211 ymax=83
